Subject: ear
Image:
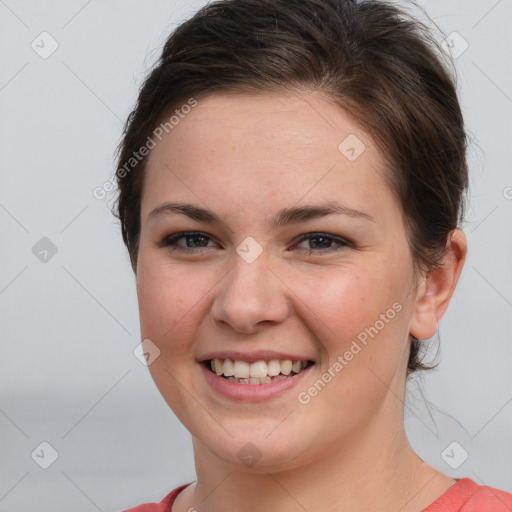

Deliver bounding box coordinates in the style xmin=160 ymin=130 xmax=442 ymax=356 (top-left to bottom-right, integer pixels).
xmin=409 ymin=229 xmax=467 ymax=340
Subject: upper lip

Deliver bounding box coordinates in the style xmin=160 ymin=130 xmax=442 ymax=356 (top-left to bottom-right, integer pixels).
xmin=197 ymin=350 xmax=315 ymax=364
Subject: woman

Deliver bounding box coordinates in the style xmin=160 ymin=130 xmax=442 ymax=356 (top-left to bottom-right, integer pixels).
xmin=114 ymin=0 xmax=512 ymax=510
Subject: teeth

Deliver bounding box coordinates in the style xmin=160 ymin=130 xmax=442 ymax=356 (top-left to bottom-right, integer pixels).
xmin=281 ymin=360 xmax=292 ymax=375
xmin=223 ymin=359 xmax=234 ymax=377
xmin=213 ymin=358 xmax=223 ymax=375
xmin=208 ymin=358 xmax=310 ymax=384
xmin=267 ymin=359 xmax=281 ymax=376
xmin=249 ymin=361 xmax=267 ymax=379
xmin=233 ymin=360 xmax=250 ymax=379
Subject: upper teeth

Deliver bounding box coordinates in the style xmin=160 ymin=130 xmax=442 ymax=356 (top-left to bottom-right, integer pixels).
xmin=210 ymin=359 xmax=307 ymax=379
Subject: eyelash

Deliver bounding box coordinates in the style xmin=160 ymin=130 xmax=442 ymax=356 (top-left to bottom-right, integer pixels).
xmin=159 ymin=231 xmax=351 ymax=255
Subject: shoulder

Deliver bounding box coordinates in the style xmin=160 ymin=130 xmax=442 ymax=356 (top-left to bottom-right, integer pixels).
xmin=460 ymin=482 xmax=512 ymax=512
xmin=122 ymin=484 xmax=191 ymax=512
xmin=424 ymin=478 xmax=512 ymax=512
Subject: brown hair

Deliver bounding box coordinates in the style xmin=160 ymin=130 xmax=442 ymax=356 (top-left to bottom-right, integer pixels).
xmin=113 ymin=0 xmax=468 ymax=374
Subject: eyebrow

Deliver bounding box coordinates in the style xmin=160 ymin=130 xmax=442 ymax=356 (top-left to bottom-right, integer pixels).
xmin=147 ymin=201 xmax=374 ymax=227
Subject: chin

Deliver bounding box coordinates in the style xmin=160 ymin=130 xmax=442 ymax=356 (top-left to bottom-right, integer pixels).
xmin=192 ymin=425 xmax=318 ymax=474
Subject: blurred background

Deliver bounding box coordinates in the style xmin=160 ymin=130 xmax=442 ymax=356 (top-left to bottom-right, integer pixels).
xmin=1 ymin=0 xmax=511 ymax=510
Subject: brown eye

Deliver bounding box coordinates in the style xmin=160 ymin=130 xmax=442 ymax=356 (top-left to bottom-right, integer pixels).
xmin=294 ymin=233 xmax=351 ymax=254
xmin=160 ymin=232 xmax=217 ymax=251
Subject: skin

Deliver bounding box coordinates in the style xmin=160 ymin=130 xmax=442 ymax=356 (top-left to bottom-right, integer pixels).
xmin=134 ymin=90 xmax=466 ymax=512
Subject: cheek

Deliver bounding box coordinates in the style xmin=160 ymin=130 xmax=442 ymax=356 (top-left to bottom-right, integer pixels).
xmin=291 ymin=260 xmax=409 ymax=341
xmin=288 ymin=259 xmax=413 ymax=402
xmin=135 ymin=253 xmax=215 ymax=423
xmin=136 ymin=252 xmax=213 ymax=358
xmin=293 ymin=269 xmax=411 ymax=407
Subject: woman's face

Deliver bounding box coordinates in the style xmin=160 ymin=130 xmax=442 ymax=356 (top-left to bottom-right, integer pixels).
xmin=136 ymin=91 xmax=425 ymax=471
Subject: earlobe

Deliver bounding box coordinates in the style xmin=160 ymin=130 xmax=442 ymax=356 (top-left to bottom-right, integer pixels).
xmin=409 ymin=229 xmax=467 ymax=340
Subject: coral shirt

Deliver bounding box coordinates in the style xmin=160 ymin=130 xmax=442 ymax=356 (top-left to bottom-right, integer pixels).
xmin=124 ymin=478 xmax=512 ymax=511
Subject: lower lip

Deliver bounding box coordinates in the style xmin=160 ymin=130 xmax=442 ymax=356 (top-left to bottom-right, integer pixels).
xmin=200 ymin=363 xmax=313 ymax=401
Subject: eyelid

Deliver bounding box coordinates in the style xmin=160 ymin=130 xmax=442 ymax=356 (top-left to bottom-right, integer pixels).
xmin=294 ymin=232 xmax=350 ymax=244
xmin=158 ymin=231 xmax=220 ymax=250
xmin=159 ymin=230 xmax=351 ymax=254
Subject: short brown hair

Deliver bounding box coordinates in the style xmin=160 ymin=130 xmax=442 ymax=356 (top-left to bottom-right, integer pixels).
xmin=113 ymin=0 xmax=468 ymax=374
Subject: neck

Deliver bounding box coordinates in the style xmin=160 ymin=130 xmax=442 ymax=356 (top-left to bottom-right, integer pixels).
xmin=178 ymin=398 xmax=452 ymax=512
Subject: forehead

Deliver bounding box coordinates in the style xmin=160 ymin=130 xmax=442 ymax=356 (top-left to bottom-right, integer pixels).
xmin=149 ymin=90 xmax=381 ymax=161
xmin=141 ymin=91 xmax=394 ymax=224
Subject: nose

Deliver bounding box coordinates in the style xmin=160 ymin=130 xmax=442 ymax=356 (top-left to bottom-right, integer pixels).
xmin=210 ymin=253 xmax=290 ymax=335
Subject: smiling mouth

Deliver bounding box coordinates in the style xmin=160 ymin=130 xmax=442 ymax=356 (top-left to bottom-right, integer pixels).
xmin=205 ymin=358 xmax=314 ymax=385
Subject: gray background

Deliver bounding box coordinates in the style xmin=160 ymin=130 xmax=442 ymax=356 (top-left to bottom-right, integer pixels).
xmin=0 ymin=1 xmax=511 ymax=511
